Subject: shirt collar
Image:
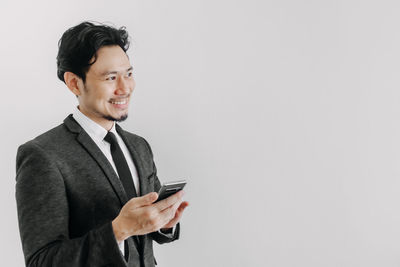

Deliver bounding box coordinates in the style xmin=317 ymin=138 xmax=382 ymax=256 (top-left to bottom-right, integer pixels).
xmin=72 ymin=107 xmax=117 ymax=142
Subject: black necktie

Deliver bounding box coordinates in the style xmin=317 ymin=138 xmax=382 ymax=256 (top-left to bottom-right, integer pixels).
xmin=104 ymin=131 xmax=137 ymax=199
xmin=105 ymin=132 xmax=142 ymax=263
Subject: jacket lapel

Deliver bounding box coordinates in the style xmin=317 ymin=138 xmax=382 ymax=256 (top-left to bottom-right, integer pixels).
xmin=116 ymin=125 xmax=152 ymax=197
xmin=63 ymin=115 xmax=128 ymax=205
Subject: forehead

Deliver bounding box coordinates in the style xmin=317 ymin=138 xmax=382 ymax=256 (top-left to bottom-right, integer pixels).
xmin=88 ymin=45 xmax=131 ymax=75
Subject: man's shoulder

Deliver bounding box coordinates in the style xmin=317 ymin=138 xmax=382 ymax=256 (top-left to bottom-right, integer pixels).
xmin=16 ymin=122 xmax=73 ymax=169
xmin=116 ymin=125 xmax=153 ymax=156
xmin=116 ymin=124 xmax=147 ymax=143
xmin=36 ymin=124 xmax=70 ymax=142
xmin=119 ymin=128 xmax=144 ymax=141
xmin=19 ymin=116 xmax=76 ymax=152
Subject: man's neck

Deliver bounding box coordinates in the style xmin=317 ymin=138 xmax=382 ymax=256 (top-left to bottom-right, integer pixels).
xmin=77 ymin=106 xmax=114 ymax=131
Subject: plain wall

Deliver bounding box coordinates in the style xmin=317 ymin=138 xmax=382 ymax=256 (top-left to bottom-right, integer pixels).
xmin=1 ymin=0 xmax=400 ymax=266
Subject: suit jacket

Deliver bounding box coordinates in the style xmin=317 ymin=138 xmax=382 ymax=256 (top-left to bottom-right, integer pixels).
xmin=15 ymin=115 xmax=179 ymax=267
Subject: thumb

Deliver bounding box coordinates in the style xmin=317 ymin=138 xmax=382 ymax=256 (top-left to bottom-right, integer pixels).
xmin=129 ymin=192 xmax=158 ymax=208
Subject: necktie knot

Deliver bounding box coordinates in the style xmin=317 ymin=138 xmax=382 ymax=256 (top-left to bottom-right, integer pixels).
xmin=104 ymin=131 xmax=118 ymax=145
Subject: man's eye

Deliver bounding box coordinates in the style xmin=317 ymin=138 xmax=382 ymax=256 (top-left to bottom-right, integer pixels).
xmin=127 ymin=72 xmax=133 ymax=77
xmin=106 ymin=76 xmax=116 ymax=81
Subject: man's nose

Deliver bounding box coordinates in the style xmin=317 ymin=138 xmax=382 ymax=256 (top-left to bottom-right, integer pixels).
xmin=115 ymin=76 xmax=131 ymax=95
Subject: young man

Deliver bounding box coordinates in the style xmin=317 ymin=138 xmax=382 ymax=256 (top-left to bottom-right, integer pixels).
xmin=15 ymin=21 xmax=188 ymax=267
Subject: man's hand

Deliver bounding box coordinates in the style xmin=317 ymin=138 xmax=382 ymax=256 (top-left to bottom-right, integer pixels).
xmin=112 ymin=190 xmax=188 ymax=243
xmin=161 ymin=200 xmax=189 ymax=230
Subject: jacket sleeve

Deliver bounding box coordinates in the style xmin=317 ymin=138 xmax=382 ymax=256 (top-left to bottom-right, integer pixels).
xmin=141 ymin=137 xmax=181 ymax=244
xmin=15 ymin=141 xmax=127 ymax=267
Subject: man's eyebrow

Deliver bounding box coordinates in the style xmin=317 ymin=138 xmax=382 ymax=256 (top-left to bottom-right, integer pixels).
xmin=100 ymin=66 xmax=134 ymax=76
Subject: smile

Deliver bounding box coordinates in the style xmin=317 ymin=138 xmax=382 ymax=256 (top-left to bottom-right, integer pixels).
xmin=109 ymin=99 xmax=128 ymax=105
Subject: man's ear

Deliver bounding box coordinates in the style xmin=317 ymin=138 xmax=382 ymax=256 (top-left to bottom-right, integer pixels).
xmin=64 ymin=72 xmax=84 ymax=96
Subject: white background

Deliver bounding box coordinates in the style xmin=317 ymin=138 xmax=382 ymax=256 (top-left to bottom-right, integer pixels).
xmin=1 ymin=0 xmax=400 ymax=266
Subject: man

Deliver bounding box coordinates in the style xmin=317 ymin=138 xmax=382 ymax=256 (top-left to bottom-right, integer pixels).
xmin=15 ymin=21 xmax=188 ymax=267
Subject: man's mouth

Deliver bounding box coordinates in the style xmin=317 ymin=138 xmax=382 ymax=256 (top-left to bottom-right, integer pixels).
xmin=109 ymin=98 xmax=128 ymax=105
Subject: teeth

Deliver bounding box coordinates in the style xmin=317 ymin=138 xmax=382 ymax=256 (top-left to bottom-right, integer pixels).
xmin=111 ymin=100 xmax=127 ymax=105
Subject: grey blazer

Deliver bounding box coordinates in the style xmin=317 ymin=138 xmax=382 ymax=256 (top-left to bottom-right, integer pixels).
xmin=15 ymin=115 xmax=179 ymax=267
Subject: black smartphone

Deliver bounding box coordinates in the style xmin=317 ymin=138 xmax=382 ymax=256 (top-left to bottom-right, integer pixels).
xmin=156 ymin=180 xmax=187 ymax=202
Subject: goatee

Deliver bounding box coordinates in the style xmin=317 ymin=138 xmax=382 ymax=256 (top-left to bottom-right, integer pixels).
xmin=103 ymin=114 xmax=128 ymax=122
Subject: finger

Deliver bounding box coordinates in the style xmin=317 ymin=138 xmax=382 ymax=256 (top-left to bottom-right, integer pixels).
xmin=158 ymin=198 xmax=184 ymax=226
xmin=172 ymin=201 xmax=189 ymax=220
xmin=163 ymin=215 xmax=180 ymax=229
xmin=163 ymin=203 xmax=188 ymax=228
xmin=178 ymin=201 xmax=189 ymax=212
xmin=128 ymin=192 xmax=158 ymax=208
xmin=155 ymin=190 xmax=185 ymax=211
xmin=165 ymin=199 xmax=188 ymax=220
xmin=172 ymin=202 xmax=189 ymax=220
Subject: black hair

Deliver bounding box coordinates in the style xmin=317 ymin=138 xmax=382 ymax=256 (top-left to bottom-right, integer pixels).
xmin=56 ymin=21 xmax=130 ymax=83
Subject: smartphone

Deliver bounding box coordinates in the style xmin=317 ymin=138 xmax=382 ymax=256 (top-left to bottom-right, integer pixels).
xmin=156 ymin=180 xmax=187 ymax=202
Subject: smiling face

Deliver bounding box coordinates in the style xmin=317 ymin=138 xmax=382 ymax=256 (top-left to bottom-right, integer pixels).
xmin=76 ymin=45 xmax=135 ymax=130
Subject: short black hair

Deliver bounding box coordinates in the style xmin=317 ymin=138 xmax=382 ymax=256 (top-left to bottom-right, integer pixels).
xmin=56 ymin=21 xmax=130 ymax=83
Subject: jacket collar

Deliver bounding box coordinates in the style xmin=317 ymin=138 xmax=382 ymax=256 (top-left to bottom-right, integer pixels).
xmin=64 ymin=114 xmax=152 ymax=197
xmin=64 ymin=115 xmax=128 ymax=203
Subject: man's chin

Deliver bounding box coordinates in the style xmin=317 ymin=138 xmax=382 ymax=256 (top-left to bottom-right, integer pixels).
xmin=103 ymin=114 xmax=128 ymax=122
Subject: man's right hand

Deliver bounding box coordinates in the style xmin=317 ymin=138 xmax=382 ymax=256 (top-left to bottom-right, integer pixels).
xmin=111 ymin=190 xmax=184 ymax=243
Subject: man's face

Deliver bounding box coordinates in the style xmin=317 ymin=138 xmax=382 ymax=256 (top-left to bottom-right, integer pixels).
xmin=77 ymin=45 xmax=135 ymax=129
